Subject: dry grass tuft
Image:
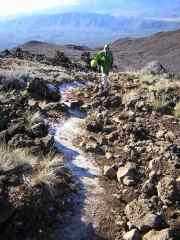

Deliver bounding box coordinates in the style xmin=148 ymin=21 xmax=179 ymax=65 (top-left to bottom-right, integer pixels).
xmin=31 ymin=152 xmax=56 ymax=186
xmin=0 ymin=145 xmax=35 ymax=171
xmin=139 ymin=73 xmax=180 ymax=115
xmin=140 ymin=73 xmax=158 ymax=85
xmin=150 ymin=95 xmax=168 ymax=112
xmin=0 ymin=145 xmax=62 ymax=191
xmin=174 ymin=102 xmax=180 ymax=118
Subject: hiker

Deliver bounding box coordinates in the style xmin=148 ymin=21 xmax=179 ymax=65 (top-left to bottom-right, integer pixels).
xmin=91 ymin=44 xmax=113 ymax=95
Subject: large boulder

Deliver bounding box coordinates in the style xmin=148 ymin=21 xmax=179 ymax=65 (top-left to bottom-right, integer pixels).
xmin=51 ymin=51 xmax=71 ymax=67
xmin=103 ymin=165 xmax=118 ymax=180
xmin=157 ymin=176 xmax=178 ymax=205
xmin=142 ymin=61 xmax=168 ymax=75
xmin=132 ymin=126 xmax=149 ymax=142
xmin=0 ymin=49 xmax=13 ymax=58
xmin=7 ymin=122 xmax=26 ymax=137
xmin=81 ymin=51 xmax=91 ymax=66
xmin=39 ymin=135 xmax=55 ymax=154
xmin=86 ymin=120 xmax=103 ymax=133
xmin=123 ymin=229 xmax=141 ymax=240
xmin=28 ymin=78 xmax=61 ymax=102
xmin=31 ymin=111 xmax=45 ymax=125
xmin=30 ymin=122 xmax=48 ymax=138
xmin=104 ymin=95 xmax=122 ymax=109
xmin=143 ymin=229 xmax=173 ymax=240
xmin=125 ymin=199 xmax=164 ymax=231
xmin=41 ymin=102 xmax=67 ymax=112
xmin=0 ymin=123 xmax=26 ymax=144
xmin=117 ymin=162 xmax=137 ymax=185
xmin=142 ymin=179 xmax=156 ymax=197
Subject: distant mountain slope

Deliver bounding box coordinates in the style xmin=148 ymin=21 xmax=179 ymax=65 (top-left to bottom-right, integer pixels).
xmin=111 ymin=29 xmax=180 ymax=73
xmin=18 ymin=40 xmax=92 ymax=61
xmin=0 ymin=12 xmax=180 ymax=49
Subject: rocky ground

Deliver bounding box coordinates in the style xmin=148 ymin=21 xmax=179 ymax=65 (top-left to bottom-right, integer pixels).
xmin=75 ymin=62 xmax=180 ymax=239
xmin=0 ymin=53 xmax=180 ymax=240
xmin=0 ymin=57 xmax=82 ymax=239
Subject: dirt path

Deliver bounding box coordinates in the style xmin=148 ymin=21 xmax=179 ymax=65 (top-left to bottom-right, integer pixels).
xmin=52 ymin=83 xmax=106 ymax=240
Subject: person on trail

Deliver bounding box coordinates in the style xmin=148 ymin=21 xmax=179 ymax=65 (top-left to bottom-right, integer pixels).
xmin=91 ymin=44 xmax=113 ymax=95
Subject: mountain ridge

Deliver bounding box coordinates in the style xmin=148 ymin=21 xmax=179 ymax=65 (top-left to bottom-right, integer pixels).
xmin=0 ymin=12 xmax=180 ymax=49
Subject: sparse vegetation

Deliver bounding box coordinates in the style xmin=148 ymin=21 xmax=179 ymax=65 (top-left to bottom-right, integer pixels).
xmin=0 ymin=69 xmax=31 ymax=89
xmin=0 ymin=144 xmax=58 ymax=187
xmin=31 ymin=152 xmax=59 ymax=187
xmin=140 ymin=73 xmax=158 ymax=85
xmin=0 ymin=144 xmax=34 ymax=171
xmin=138 ymin=72 xmax=180 ymax=115
xmin=149 ymin=94 xmax=173 ymax=114
xmin=23 ymin=111 xmax=34 ymax=128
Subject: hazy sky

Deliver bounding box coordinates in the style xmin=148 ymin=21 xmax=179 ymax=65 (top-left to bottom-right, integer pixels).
xmin=0 ymin=0 xmax=80 ymax=16
xmin=0 ymin=0 xmax=179 ymax=17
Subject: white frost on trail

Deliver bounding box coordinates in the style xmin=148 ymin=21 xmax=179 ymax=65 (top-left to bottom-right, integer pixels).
xmin=55 ymin=117 xmax=100 ymax=179
xmin=53 ymin=84 xmax=105 ymax=240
